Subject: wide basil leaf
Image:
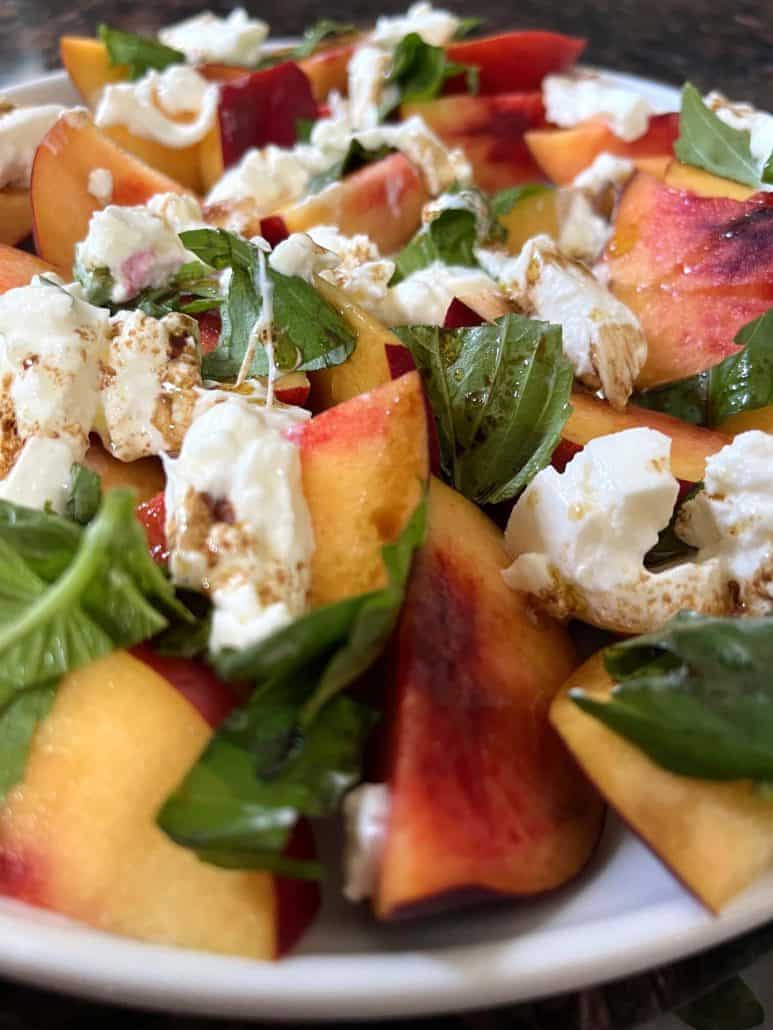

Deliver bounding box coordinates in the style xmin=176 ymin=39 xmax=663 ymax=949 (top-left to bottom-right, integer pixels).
xmin=382 ymin=32 xmax=477 ymax=117
xmin=98 ymin=24 xmax=184 ymax=80
xmin=0 ymin=685 xmax=56 ymax=803
xmin=306 ymin=139 xmax=392 ymax=195
xmin=180 ymin=228 xmax=356 ymax=380
xmin=0 ymin=500 xmax=81 ymax=581
xmin=491 ymin=183 xmax=551 ymax=219
xmin=392 ymin=208 xmax=477 ymax=283
xmin=396 ymin=315 xmax=573 ymax=504
xmin=160 ymin=496 xmax=427 ymax=874
xmin=635 ymin=310 xmax=773 ymax=427
xmin=674 ymin=83 xmax=770 ymax=190
xmin=65 ymin=464 xmax=102 ymax=526
xmin=571 ymin=611 xmax=773 ymax=781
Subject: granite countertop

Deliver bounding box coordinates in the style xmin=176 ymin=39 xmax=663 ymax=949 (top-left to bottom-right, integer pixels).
xmin=0 ymin=0 xmax=773 ymax=1027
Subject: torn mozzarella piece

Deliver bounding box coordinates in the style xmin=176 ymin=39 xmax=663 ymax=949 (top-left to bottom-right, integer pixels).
xmin=347 ymin=45 xmax=394 ymax=130
xmin=97 ymin=310 xmax=201 ymax=462
xmin=376 ymin=262 xmax=500 ymax=325
xmin=163 ymin=392 xmax=313 ymax=651
xmin=503 ymin=428 xmax=727 ymax=634
xmin=492 ymin=234 xmax=647 ymax=409
xmin=0 ymin=279 xmax=108 ymax=511
xmin=205 ymin=144 xmax=327 ymax=220
xmin=306 ymin=225 xmax=396 ymax=310
xmin=554 ymin=153 xmax=636 ymax=264
xmin=677 ymin=431 xmax=773 ymax=615
xmin=0 ymin=103 xmax=66 ymax=190
xmin=370 ymin=3 xmax=461 ymax=48
xmin=268 ymin=232 xmax=340 ymax=281
xmin=158 ymin=8 xmax=268 ymax=66
xmin=543 ymin=73 xmax=654 ymax=142
xmin=343 ymin=783 xmax=391 ymax=902
xmin=145 ymin=191 xmax=206 ymax=232
xmin=95 ymin=65 xmax=218 ymax=148
xmin=356 ymin=116 xmax=472 ymax=195
xmin=572 ymin=152 xmax=636 ymax=196
xmin=87 ymin=167 xmax=113 ymax=206
xmin=704 ymin=92 xmax=773 ymax=183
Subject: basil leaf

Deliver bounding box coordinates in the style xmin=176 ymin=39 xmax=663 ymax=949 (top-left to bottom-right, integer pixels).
xmin=180 ymin=228 xmax=356 ymax=381
xmin=674 ymin=83 xmax=769 ymax=190
xmin=396 ymin=315 xmax=573 ymax=504
xmin=291 ymin=18 xmax=356 ymax=59
xmin=382 ymin=32 xmax=477 ymax=117
xmin=65 ymin=464 xmax=102 ymax=526
xmin=392 ymin=208 xmax=478 ymax=284
xmin=453 ymin=17 xmax=485 ymax=39
xmin=491 ymin=183 xmax=551 ymax=219
xmin=571 ymin=611 xmax=773 ymax=781
xmin=98 ymin=24 xmax=184 ymax=81
xmin=0 ymin=684 xmax=56 ymax=803
xmin=0 ymin=500 xmax=81 ymax=581
xmin=635 ymin=310 xmax=773 ymax=428
xmin=152 ymin=591 xmax=212 ymax=659
xmin=159 ymin=496 xmax=427 ymax=874
xmin=295 ymin=116 xmax=314 ymax=143
xmin=306 ymin=139 xmax=393 ymax=195
xmin=644 ymin=483 xmax=702 ymax=570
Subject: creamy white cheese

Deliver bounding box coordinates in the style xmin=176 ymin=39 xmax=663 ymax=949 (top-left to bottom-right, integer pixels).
xmin=87 ymin=166 xmax=113 ymax=206
xmin=268 ymin=232 xmax=340 ymax=282
xmin=503 ymin=428 xmax=726 ymax=634
xmin=206 ymin=143 xmax=325 ymax=211
xmin=677 ymin=431 xmax=773 ymax=615
xmin=486 ymin=234 xmax=647 ymax=409
xmin=342 ymin=783 xmax=391 ymax=902
xmin=543 ymin=73 xmax=654 ymax=142
xmin=158 ymin=8 xmax=268 ymax=66
xmin=555 ymin=190 xmax=611 ymax=264
xmin=370 ymin=2 xmax=461 ymax=48
xmin=307 ymin=225 xmax=396 ymax=310
xmin=163 ymin=392 xmax=314 ymax=651
xmin=0 ymin=104 xmax=65 ymax=189
xmin=75 ymin=203 xmax=193 ymax=304
xmin=0 ymin=280 xmax=108 ymax=511
xmin=145 ymin=191 xmax=206 ymax=231
xmin=572 ymin=151 xmax=636 ymax=194
xmin=376 ymin=261 xmax=498 ymax=325
xmin=704 ymin=92 xmax=773 ymax=187
xmin=355 ymin=115 xmax=472 ymax=195
xmin=95 ymin=65 xmax=219 ymax=148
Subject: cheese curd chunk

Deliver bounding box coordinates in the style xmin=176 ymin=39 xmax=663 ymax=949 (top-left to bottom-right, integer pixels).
xmin=0 ymin=104 xmax=66 ymax=189
xmin=158 ymin=8 xmax=269 ymax=66
xmin=0 ymin=280 xmax=108 ymax=511
xmin=76 ymin=199 xmax=202 ymax=304
xmin=543 ymin=73 xmax=654 ymax=142
xmin=376 ymin=262 xmax=499 ymax=326
xmin=98 ymin=310 xmax=202 ymax=462
xmin=307 ymin=225 xmax=396 ymax=310
xmin=95 ymin=65 xmax=218 ymax=148
xmin=163 ymin=393 xmax=314 ymax=652
xmin=489 ymin=234 xmax=647 ymax=409
xmin=677 ymin=431 xmax=773 ymax=615
xmin=503 ymin=429 xmax=726 ymax=635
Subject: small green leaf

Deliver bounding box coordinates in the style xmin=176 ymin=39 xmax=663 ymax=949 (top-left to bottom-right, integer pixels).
xmin=391 ymin=208 xmax=478 ymax=284
xmin=491 ymin=183 xmax=551 ymax=219
xmin=674 ymin=83 xmax=766 ymax=189
xmin=382 ymin=32 xmax=477 ymax=117
xmin=306 ymin=139 xmax=393 ymax=195
xmin=290 ymin=18 xmax=356 ymax=59
xmin=64 ymin=464 xmax=102 ymax=526
xmin=0 ymin=685 xmax=56 ymax=803
xmin=98 ymin=24 xmax=184 ymax=80
xmin=677 ymin=975 xmax=764 ymax=1030
xmin=453 ymin=17 xmax=485 ymax=39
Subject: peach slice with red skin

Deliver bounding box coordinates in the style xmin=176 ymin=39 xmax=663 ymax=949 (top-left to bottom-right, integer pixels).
xmin=0 ymin=190 xmax=34 ymax=247
xmin=401 ymin=93 xmax=547 ymax=192
xmin=31 ymin=110 xmax=189 ymax=273
xmin=551 ymin=654 xmax=773 ymax=912
xmin=444 ymin=32 xmax=585 ymax=95
xmin=375 ymin=477 xmax=601 ymax=918
xmin=605 ymin=172 xmax=773 ymax=387
xmin=0 ymin=243 xmax=58 ymax=292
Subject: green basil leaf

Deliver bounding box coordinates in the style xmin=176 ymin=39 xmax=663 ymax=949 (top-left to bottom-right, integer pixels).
xmin=0 ymin=500 xmax=81 ymax=581
xmin=180 ymin=228 xmax=356 ymax=381
xmin=644 ymin=483 xmax=702 ymax=570
xmin=159 ymin=495 xmax=427 ymax=873
xmin=674 ymin=83 xmax=768 ymax=190
xmin=491 ymin=183 xmax=551 ymax=219
xmin=0 ymin=684 xmax=56 ymax=803
xmin=382 ymin=32 xmax=477 ymax=117
xmin=396 ymin=315 xmax=573 ymax=504
xmin=98 ymin=24 xmax=184 ymax=81
xmin=295 ymin=116 xmax=314 ymax=143
xmin=763 ymin=152 xmax=773 ymax=186
xmin=453 ymin=17 xmax=485 ymax=39
xmin=392 ymin=208 xmax=478 ymax=283
xmin=306 ymin=139 xmax=393 ymax=195
xmin=151 ymin=591 xmax=212 ymax=659
xmin=572 ymin=611 xmax=773 ymax=781
xmin=635 ymin=310 xmax=773 ymax=428
xmin=290 ymin=18 xmax=356 ymax=59
xmin=65 ymin=464 xmax=102 ymax=526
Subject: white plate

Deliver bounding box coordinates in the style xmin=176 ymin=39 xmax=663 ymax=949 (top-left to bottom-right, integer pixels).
xmin=3 ymin=66 xmax=771 ymax=1023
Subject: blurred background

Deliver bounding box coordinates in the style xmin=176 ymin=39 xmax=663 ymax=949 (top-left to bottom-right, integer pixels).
xmin=1 ymin=0 xmax=771 ymax=105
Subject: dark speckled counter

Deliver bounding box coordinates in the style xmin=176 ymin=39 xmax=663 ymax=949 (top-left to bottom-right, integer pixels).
xmin=0 ymin=0 xmax=772 ymax=1026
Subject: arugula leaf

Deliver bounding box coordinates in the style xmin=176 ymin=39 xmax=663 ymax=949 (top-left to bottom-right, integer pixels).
xmin=635 ymin=310 xmax=773 ymax=428
xmin=65 ymin=464 xmax=102 ymax=526
xmin=674 ymin=83 xmax=770 ymax=190
xmin=98 ymin=24 xmax=184 ymax=80
xmin=179 ymin=228 xmax=356 ymax=381
xmin=572 ymin=611 xmax=773 ymax=781
xmin=0 ymin=685 xmax=56 ymax=803
xmin=491 ymin=183 xmax=551 ymax=219
xmin=159 ymin=496 xmax=427 ymax=874
xmin=382 ymin=32 xmax=477 ymax=117
xmin=453 ymin=17 xmax=485 ymax=39
xmin=306 ymin=139 xmax=393 ymax=195
xmin=396 ymin=315 xmax=573 ymax=504
xmin=0 ymin=490 xmax=190 ymax=698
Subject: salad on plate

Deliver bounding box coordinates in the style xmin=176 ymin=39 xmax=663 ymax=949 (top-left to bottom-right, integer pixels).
xmin=0 ymin=1 xmax=770 ymax=963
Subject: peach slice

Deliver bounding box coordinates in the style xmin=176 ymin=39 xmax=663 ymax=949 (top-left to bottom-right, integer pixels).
xmin=299 ymin=42 xmax=357 ymax=102
xmin=0 ymin=243 xmax=57 ymax=293
xmin=376 ymin=477 xmax=601 ymax=918
xmin=291 ymin=371 xmax=429 ymax=606
xmin=401 ymin=93 xmax=547 ymax=192
xmin=60 ymin=36 xmax=127 ymax=105
xmin=717 ymin=406 xmax=773 ymax=436
xmin=551 ymin=654 xmax=773 ymax=912
xmin=662 ymin=160 xmax=756 ymax=202
xmin=498 ymin=186 xmax=560 ymax=254
xmin=0 ymin=190 xmax=33 ymax=247
xmin=31 ymin=110 xmax=188 ymax=273
xmin=444 ymin=32 xmax=585 ymax=95
xmin=83 ymin=439 xmax=165 ymax=503
xmin=605 ymin=172 xmax=773 ymax=387
xmin=564 ymin=390 xmax=730 ymax=483
xmin=0 ymin=650 xmax=318 ymax=957
xmin=525 ymin=113 xmax=680 ymax=185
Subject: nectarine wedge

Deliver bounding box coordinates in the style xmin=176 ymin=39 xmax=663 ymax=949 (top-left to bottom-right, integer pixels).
xmin=606 ymin=172 xmax=773 ymax=386
xmin=0 ymin=651 xmax=318 ymax=957
xmin=0 ymin=243 xmax=57 ymax=293
xmin=376 ymin=478 xmax=601 ymax=918
xmin=0 ymin=189 xmax=33 ymax=247
xmin=60 ymin=36 xmax=128 ymax=105
xmin=83 ymin=440 xmax=165 ymax=503
xmin=444 ymin=31 xmax=585 ymax=95
xmin=551 ymin=655 xmax=773 ymax=912
xmin=31 ymin=110 xmax=188 ymax=272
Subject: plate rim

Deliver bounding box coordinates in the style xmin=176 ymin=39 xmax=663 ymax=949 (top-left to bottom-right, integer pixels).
xmin=1 ymin=64 xmax=769 ymax=1023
